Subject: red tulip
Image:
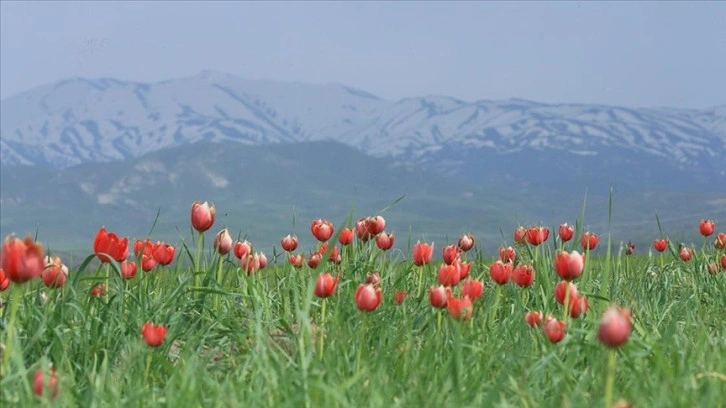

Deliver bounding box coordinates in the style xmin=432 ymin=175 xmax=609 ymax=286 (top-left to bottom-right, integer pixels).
xmin=376 ymin=232 xmax=395 ymax=251
xmin=569 ymin=295 xmax=589 ymax=318
xmin=558 ymin=223 xmax=574 ymax=242
xmin=134 ymin=238 xmax=154 ymax=257
xmin=280 ymin=234 xmax=298 ymax=252
xmin=554 ymin=280 xmax=578 ymax=305
xmin=1 ymin=235 xmax=45 ymax=283
xmin=625 ymin=242 xmax=635 ymax=255
xmin=524 ymin=311 xmax=543 ymax=328
xmin=338 ymin=228 xmax=354 ymax=246
xmin=307 ymin=252 xmax=322 ymax=269
xmin=41 ymin=256 xmax=68 ymax=288
xmin=90 ymin=284 xmax=107 ymax=297
xmin=714 ymin=232 xmax=726 ymax=250
xmin=447 ymin=296 xmax=473 ymax=321
xmin=33 ymin=367 xmax=59 ymax=398
xmin=720 ymin=254 xmax=726 ymax=270
xmin=679 ymin=246 xmax=693 ymax=262
xmin=429 ymin=285 xmax=450 ymax=308
xmin=543 ymin=318 xmax=566 ymax=343
xmin=152 ymin=242 xmax=175 ymax=266
xmin=554 ymin=250 xmax=585 ymax=281
xmin=289 ymin=253 xmax=305 ymax=268
xmin=257 ymin=252 xmax=268 ymax=269
xmin=512 ymin=263 xmax=535 ymax=288
xmin=699 ymin=219 xmax=716 ymax=237
xmin=364 ymin=272 xmax=381 ymax=287
xmin=514 ymin=226 xmax=527 ymax=244
xmin=598 ymin=306 xmax=631 ymax=348
xmin=141 ymin=254 xmax=157 ymax=272
xmin=93 ymin=227 xmax=128 ymax=263
xmin=241 ymin=253 xmax=261 ymax=275
xmin=580 ymin=232 xmax=599 ymax=250
xmin=653 ymin=239 xmax=668 ymax=252
xmin=234 ymin=240 xmax=252 ymax=259
xmin=438 ymin=263 xmax=461 ymax=287
xmin=457 ymin=233 xmax=475 ymax=252
xmin=525 ymin=226 xmax=550 ymax=246
xmin=394 ymin=290 xmax=407 ymax=305
xmin=0 ymin=268 xmax=10 ymax=291
xmin=461 ymin=279 xmax=484 ymax=300
xmin=120 ymin=260 xmax=137 ymax=279
xmin=141 ymin=322 xmax=168 ymax=347
xmin=215 ymin=229 xmax=234 ymax=255
xmin=498 ymin=246 xmax=516 ymax=263
xmin=412 ymin=241 xmax=434 ymax=266
xmin=311 ymin=219 xmax=334 ymax=242
xmin=355 ymin=283 xmax=382 ymax=312
xmin=489 ymin=260 xmax=512 ymax=285
xmin=327 ymin=246 xmax=341 ymax=264
xmin=457 ymin=261 xmax=472 ymax=280
xmin=191 ymin=201 xmax=216 ymax=233
xmin=355 ymin=218 xmax=374 ymax=242
xmin=442 ymin=244 xmax=461 ymax=265
xmin=369 ymin=216 xmax=386 ymax=235
xmin=314 ymin=272 xmax=338 ymax=298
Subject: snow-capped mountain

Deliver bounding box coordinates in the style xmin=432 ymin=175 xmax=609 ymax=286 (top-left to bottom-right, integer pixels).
xmin=1 ymin=70 xmax=724 ymax=187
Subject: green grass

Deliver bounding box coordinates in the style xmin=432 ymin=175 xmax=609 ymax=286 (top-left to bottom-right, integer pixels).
xmin=1 ymin=220 xmax=725 ymax=407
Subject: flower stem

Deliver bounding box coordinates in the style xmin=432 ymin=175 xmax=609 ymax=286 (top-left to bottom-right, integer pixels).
xmin=356 ymin=313 xmax=368 ymax=374
xmin=1 ymin=284 xmax=22 ymax=376
xmin=604 ymin=348 xmax=617 ymax=408
xmin=318 ymin=298 xmax=327 ymax=358
xmin=193 ymin=231 xmax=204 ymax=289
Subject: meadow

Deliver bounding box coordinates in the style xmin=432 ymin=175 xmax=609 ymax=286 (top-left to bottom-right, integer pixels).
xmin=0 ymin=201 xmax=725 ymax=407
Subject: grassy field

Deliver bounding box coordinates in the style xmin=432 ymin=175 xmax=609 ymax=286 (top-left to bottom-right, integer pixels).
xmin=1 ymin=211 xmax=725 ymax=407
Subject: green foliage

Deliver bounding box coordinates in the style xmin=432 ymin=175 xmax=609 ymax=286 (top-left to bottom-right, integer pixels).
xmin=1 ymin=222 xmax=725 ymax=407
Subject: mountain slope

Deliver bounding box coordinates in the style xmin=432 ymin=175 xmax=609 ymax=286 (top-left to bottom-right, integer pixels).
xmin=2 ymin=71 xmax=724 ymax=192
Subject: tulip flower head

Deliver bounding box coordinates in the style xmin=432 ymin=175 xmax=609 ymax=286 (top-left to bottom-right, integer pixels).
xmin=314 ymin=272 xmax=339 ymax=298
xmin=554 ymin=250 xmax=585 ymax=281
xmin=598 ymin=306 xmax=631 ymax=348
xmin=653 ymin=239 xmax=668 ymax=252
xmin=355 ymin=283 xmax=382 ymax=312
xmin=447 ymin=296 xmax=473 ymax=321
xmin=338 ymin=228 xmax=354 ymax=246
xmin=280 ymin=234 xmax=298 ymax=252
xmin=0 ymin=268 xmax=10 ymax=291
xmin=41 ymin=255 xmax=68 ymax=288
xmin=141 ymin=322 xmax=168 ymax=347
xmin=394 ymin=290 xmax=407 ymax=305
xmin=489 ymin=260 xmax=512 ymax=285
xmin=120 ymin=260 xmax=137 ymax=279
xmin=311 ymin=219 xmax=334 ymax=242
xmin=499 ymin=246 xmax=516 ymax=263
xmin=215 ymin=229 xmax=234 ymax=255
xmin=191 ymin=201 xmax=216 ymax=233
xmin=543 ymin=318 xmax=566 ymax=343
xmin=461 ymin=279 xmax=484 ymax=300
xmin=429 ymin=285 xmax=450 ymax=308
xmin=524 ymin=311 xmax=543 ymax=328
xmin=558 ymin=223 xmax=574 ymax=242
xmin=699 ymin=219 xmax=715 ymax=237
xmin=457 ymin=233 xmax=475 ymax=252
xmin=512 ymin=263 xmax=535 ymax=288
xmin=580 ymin=232 xmax=599 ymax=250
xmin=93 ymin=227 xmax=128 ymax=263
xmin=33 ymin=367 xmax=59 ymax=398
xmin=412 ymin=241 xmax=434 ymax=266
xmin=1 ymin=235 xmax=45 ymax=283
xmin=376 ymin=232 xmax=395 ymax=251
xmin=525 ymin=226 xmax=550 ymax=246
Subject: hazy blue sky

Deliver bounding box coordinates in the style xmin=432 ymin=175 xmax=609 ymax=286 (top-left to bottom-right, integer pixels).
xmin=1 ymin=1 xmax=725 ymax=108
